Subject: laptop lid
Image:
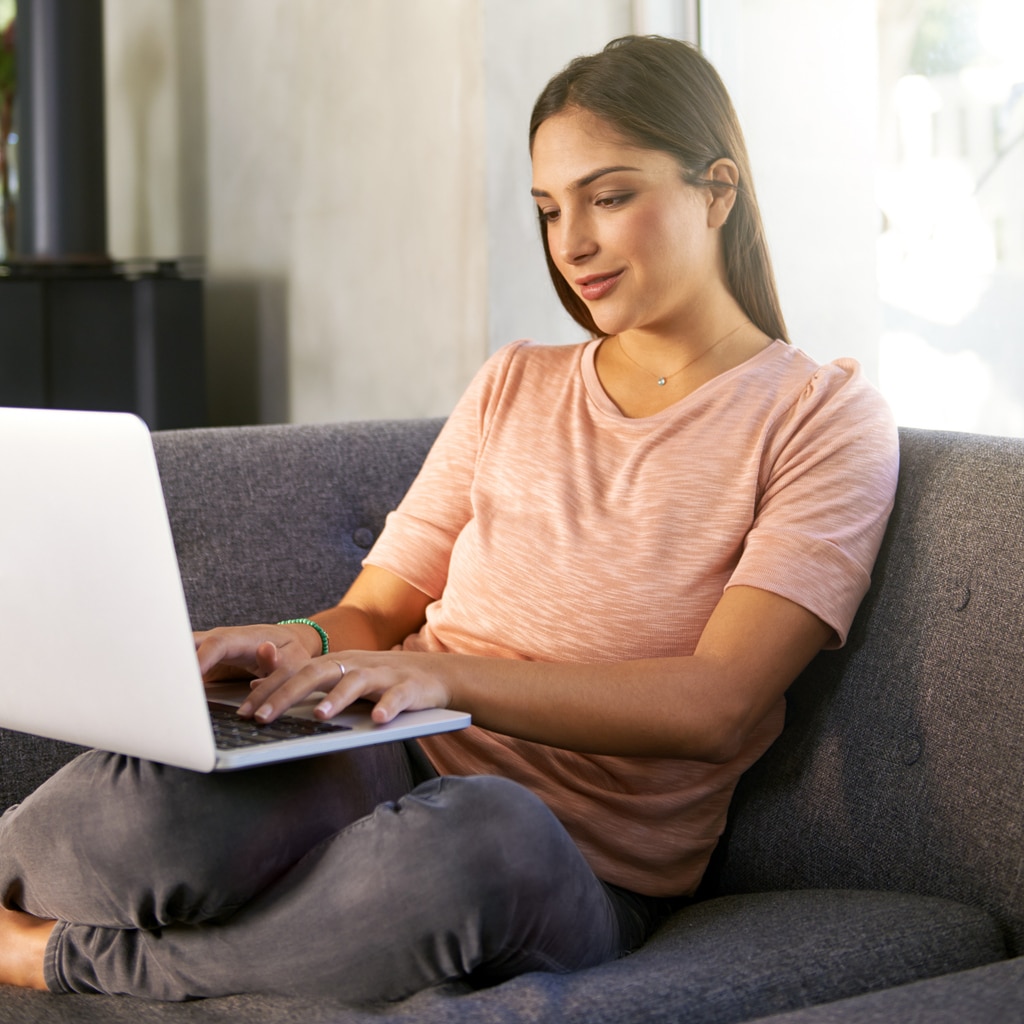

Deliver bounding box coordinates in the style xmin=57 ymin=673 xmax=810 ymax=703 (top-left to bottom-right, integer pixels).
xmin=0 ymin=407 xmax=468 ymax=773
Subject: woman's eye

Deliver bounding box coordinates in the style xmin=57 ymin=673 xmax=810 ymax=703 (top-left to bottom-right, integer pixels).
xmin=538 ymin=208 xmax=560 ymax=223
xmin=596 ymin=192 xmax=633 ymax=209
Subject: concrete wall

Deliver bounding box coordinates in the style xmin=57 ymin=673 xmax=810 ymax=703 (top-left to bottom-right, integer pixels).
xmin=106 ymin=0 xmax=492 ymax=425
xmin=104 ymin=0 xmax=634 ymax=426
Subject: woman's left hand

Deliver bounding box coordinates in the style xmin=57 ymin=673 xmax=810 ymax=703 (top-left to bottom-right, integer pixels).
xmin=237 ymin=650 xmax=453 ymax=725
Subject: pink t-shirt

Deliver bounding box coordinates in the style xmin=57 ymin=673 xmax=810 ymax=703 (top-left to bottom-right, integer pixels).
xmin=365 ymin=338 xmax=898 ymax=896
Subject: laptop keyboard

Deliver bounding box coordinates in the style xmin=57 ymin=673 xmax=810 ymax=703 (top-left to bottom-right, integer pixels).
xmin=207 ymin=701 xmax=352 ymax=749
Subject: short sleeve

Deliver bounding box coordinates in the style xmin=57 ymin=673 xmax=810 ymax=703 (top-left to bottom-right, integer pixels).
xmin=363 ymin=342 xmax=526 ymax=599
xmin=726 ymin=359 xmax=899 ymax=647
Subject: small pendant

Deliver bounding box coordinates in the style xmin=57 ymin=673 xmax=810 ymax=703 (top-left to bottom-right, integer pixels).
xmin=657 ymin=377 xmax=667 ymax=386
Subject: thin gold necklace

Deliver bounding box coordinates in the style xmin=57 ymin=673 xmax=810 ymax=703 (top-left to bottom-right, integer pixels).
xmin=616 ymin=320 xmax=751 ymax=386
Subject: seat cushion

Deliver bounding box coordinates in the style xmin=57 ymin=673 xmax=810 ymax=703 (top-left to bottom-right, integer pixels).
xmin=584 ymin=889 xmax=1007 ymax=1024
xmin=750 ymin=955 xmax=1024 ymax=1023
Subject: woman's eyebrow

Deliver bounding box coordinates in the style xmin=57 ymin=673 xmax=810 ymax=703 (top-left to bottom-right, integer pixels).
xmin=530 ymin=165 xmax=642 ymax=198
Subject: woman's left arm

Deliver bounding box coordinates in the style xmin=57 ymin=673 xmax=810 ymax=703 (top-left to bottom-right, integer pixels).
xmin=251 ymin=584 xmax=830 ymax=761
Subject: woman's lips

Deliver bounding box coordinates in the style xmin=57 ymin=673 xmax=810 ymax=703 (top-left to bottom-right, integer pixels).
xmin=576 ymin=271 xmax=623 ymax=301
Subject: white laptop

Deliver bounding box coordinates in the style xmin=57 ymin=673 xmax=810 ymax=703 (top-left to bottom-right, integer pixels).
xmin=0 ymin=406 xmax=469 ymax=772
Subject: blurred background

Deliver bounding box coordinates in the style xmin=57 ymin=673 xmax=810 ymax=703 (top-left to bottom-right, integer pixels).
xmin=0 ymin=0 xmax=1020 ymax=434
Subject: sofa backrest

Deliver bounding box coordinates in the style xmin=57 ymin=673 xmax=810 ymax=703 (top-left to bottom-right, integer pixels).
xmin=153 ymin=418 xmax=445 ymax=629
xmin=711 ymin=427 xmax=1024 ymax=952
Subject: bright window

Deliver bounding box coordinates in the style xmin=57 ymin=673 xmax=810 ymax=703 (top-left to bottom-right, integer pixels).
xmin=877 ymin=0 xmax=1024 ymax=436
xmin=701 ymin=0 xmax=1024 ymax=438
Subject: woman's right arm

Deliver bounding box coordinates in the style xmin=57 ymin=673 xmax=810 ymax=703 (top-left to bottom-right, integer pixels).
xmin=193 ymin=565 xmax=432 ymax=684
xmin=195 ymin=347 xmax=513 ymax=694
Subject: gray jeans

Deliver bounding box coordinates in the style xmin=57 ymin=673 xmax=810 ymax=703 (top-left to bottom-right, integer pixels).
xmin=0 ymin=744 xmax=671 ymax=1002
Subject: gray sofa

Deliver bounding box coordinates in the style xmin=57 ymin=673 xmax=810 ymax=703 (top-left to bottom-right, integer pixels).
xmin=3 ymin=417 xmax=1024 ymax=1023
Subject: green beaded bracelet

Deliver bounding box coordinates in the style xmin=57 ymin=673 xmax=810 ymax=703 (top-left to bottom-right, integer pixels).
xmin=277 ymin=618 xmax=330 ymax=656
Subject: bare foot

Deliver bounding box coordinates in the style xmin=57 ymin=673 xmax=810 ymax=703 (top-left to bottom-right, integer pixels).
xmin=0 ymin=904 xmax=54 ymax=990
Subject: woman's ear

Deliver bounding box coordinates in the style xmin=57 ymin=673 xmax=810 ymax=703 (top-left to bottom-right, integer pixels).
xmin=705 ymin=158 xmax=740 ymax=229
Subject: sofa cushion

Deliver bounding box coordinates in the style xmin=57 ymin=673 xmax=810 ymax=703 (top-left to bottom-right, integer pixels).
xmin=711 ymin=429 xmax=1024 ymax=952
xmin=0 ymin=889 xmax=1004 ymax=1024
xmin=484 ymin=889 xmax=1003 ymax=1024
xmin=751 ymin=955 xmax=1024 ymax=1023
xmin=593 ymin=889 xmax=1006 ymax=1024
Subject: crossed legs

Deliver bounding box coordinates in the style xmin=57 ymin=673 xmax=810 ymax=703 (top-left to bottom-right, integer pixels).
xmin=1 ymin=746 xmax=641 ymax=1002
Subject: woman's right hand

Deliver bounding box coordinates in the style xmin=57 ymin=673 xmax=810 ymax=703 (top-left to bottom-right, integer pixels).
xmin=192 ymin=567 xmax=433 ymax=714
xmin=193 ymin=623 xmax=321 ymax=686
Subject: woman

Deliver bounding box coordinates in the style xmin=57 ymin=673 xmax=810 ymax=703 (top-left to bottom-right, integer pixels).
xmin=0 ymin=36 xmax=898 ymax=1001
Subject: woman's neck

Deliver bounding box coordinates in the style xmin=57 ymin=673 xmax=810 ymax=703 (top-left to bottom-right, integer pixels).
xmin=594 ymin=316 xmax=774 ymax=419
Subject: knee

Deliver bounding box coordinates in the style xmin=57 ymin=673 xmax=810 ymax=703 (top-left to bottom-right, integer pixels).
xmin=4 ymin=751 xmax=158 ymax=851
xmin=10 ymin=754 xmax=235 ymax=877
xmin=412 ymin=774 xmax=555 ymax=839
xmin=385 ymin=775 xmax=612 ymax=976
xmin=0 ymin=752 xmax=204 ymax=922
xmin=51 ymin=754 xmax=203 ymax=858
xmin=404 ymin=775 xmax=576 ymax=902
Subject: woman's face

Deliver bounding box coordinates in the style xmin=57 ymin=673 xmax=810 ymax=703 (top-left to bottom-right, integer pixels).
xmin=531 ymin=108 xmax=724 ymax=340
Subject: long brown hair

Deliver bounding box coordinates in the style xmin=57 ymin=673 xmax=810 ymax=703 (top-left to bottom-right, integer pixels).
xmin=529 ymin=35 xmax=789 ymax=342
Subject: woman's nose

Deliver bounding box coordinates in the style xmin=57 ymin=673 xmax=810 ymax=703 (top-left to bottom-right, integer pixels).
xmin=556 ymin=213 xmax=598 ymax=264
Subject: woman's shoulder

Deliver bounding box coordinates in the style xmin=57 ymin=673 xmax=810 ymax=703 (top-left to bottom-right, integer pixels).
xmin=802 ymin=350 xmax=893 ymax=426
xmin=471 ymin=337 xmax=594 ymax=393
xmin=757 ymin=344 xmax=898 ymax=466
xmin=451 ymin=338 xmax=595 ymax=430
xmin=754 ymin=342 xmax=893 ymax=419
xmin=492 ymin=337 xmax=593 ymax=367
